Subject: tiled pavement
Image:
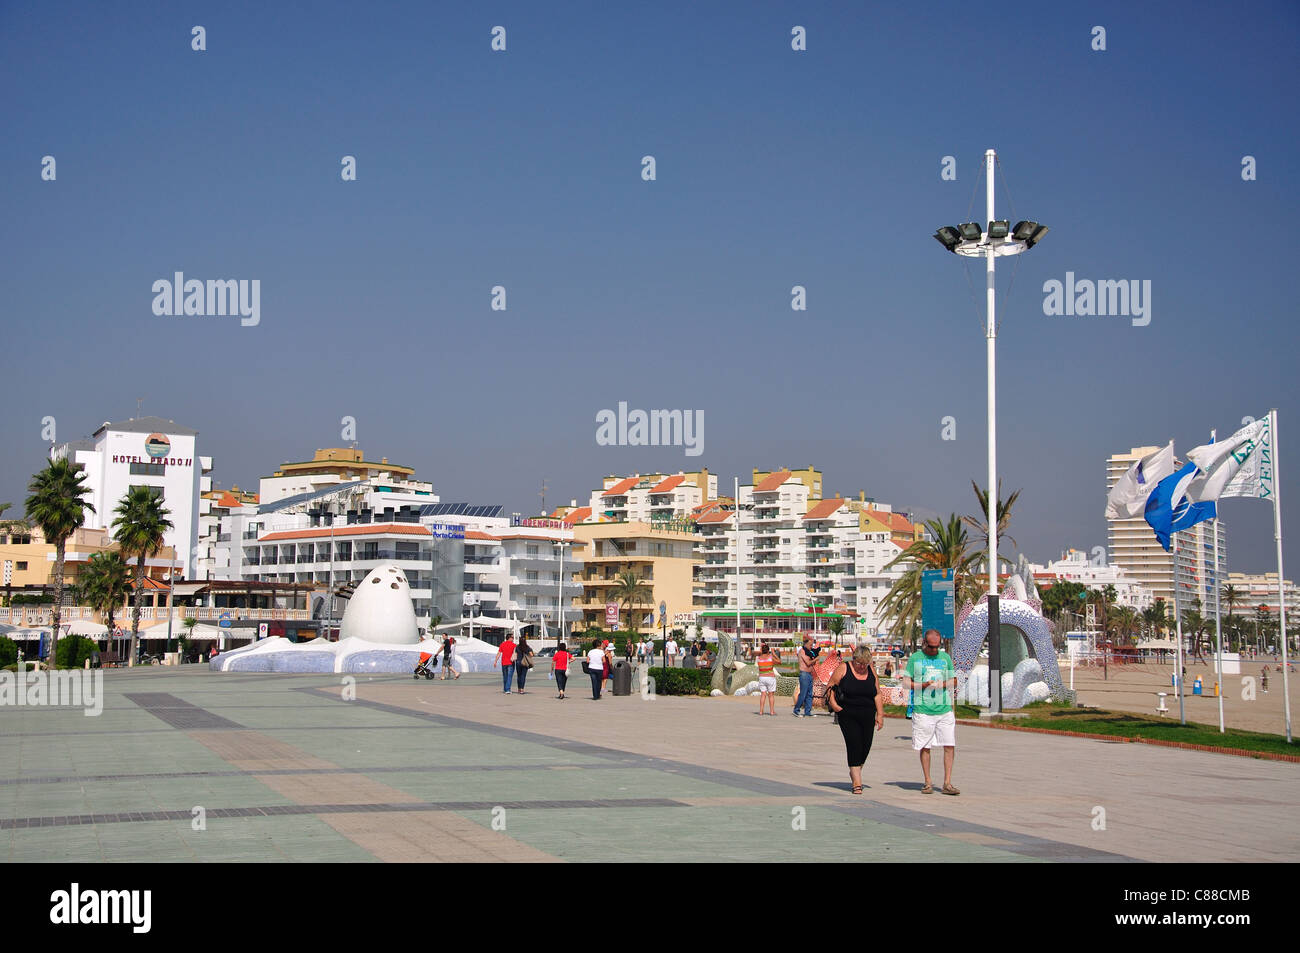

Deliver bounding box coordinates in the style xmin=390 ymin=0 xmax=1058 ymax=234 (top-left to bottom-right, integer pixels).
xmin=2 ymin=667 xmax=1295 ymax=862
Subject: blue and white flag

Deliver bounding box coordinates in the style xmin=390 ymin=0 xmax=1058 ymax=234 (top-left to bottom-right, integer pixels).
xmin=1144 ymin=461 xmax=1217 ymax=551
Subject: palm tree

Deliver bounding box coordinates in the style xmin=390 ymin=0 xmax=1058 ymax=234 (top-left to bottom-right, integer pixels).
xmin=610 ymin=570 xmax=651 ymax=636
xmin=112 ymin=487 xmax=173 ymax=665
xmin=963 ymin=479 xmax=1022 ymax=556
xmin=80 ymin=550 xmax=130 ymax=642
xmin=881 ymin=514 xmax=981 ymax=648
xmin=826 ymin=614 xmax=845 ymax=646
xmin=25 ymin=459 xmax=96 ymax=667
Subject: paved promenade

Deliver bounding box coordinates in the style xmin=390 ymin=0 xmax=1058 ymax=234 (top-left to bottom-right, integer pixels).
xmin=2 ymin=667 xmax=1295 ymax=863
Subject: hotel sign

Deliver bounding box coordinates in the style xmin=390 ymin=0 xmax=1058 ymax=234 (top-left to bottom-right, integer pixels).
xmin=512 ymin=516 xmax=565 ymax=529
xmin=428 ymin=523 xmax=465 ymax=539
xmin=112 ymin=433 xmax=192 ymax=467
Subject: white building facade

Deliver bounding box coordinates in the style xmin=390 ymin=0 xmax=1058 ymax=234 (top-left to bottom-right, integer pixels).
xmin=53 ymin=416 xmax=212 ymax=578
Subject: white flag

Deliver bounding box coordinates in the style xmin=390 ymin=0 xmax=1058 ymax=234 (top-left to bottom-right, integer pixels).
xmin=1105 ymin=442 xmax=1176 ymax=519
xmin=1186 ymin=417 xmax=1268 ymax=502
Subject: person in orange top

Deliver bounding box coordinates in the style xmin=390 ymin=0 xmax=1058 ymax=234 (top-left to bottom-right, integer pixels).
xmin=755 ymin=642 xmax=782 ymax=716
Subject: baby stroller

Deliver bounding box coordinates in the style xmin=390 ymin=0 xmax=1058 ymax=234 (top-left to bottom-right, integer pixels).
xmin=413 ymin=652 xmax=437 ymax=680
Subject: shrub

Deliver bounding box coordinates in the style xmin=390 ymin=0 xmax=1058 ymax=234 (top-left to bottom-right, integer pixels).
xmin=0 ymin=636 xmax=17 ymax=668
xmin=55 ymin=635 xmax=98 ymax=669
xmin=647 ymin=666 xmax=712 ymax=696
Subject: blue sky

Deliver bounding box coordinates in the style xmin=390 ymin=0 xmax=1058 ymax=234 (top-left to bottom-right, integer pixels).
xmin=3 ymin=0 xmax=1298 ymax=573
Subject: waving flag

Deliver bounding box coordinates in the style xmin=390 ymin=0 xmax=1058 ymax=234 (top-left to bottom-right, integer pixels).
xmin=1106 ymin=442 xmax=1176 ymax=519
xmin=1144 ymin=461 xmax=1217 ymax=551
xmin=1186 ymin=417 xmax=1268 ymax=502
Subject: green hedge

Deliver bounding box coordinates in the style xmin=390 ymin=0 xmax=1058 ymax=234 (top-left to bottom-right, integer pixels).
xmin=647 ymin=666 xmax=712 ymax=696
xmin=55 ymin=635 xmax=98 ymax=669
xmin=0 ymin=636 xmax=16 ymax=668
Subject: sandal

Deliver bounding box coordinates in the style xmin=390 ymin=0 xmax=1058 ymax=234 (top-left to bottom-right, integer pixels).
xmin=942 ymin=783 xmax=961 ymax=796
xmin=921 ymin=782 xmax=933 ymax=794
xmin=851 ymin=784 xmax=863 ymax=795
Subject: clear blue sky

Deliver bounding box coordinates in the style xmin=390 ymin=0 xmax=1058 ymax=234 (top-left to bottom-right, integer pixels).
xmin=3 ymin=0 xmax=1298 ymax=573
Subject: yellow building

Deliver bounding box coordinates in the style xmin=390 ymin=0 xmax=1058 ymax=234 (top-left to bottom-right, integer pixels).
xmin=1 ymin=525 xmax=178 ymax=600
xmin=270 ymin=447 xmax=416 ymax=482
xmin=570 ymin=521 xmax=701 ymax=636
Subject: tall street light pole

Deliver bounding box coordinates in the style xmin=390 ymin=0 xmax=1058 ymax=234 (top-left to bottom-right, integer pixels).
xmin=934 ymin=148 xmax=1048 ymax=714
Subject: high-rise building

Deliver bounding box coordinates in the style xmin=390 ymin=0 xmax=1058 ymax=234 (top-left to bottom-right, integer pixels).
xmin=1106 ymin=446 xmax=1226 ymax=614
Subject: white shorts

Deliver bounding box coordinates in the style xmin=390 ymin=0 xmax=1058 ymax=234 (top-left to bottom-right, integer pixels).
xmin=758 ymin=676 xmax=777 ymax=694
xmin=911 ymin=710 xmax=956 ymax=750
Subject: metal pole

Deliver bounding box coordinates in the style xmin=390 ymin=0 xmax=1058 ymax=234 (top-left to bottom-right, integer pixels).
xmin=1271 ymin=409 xmax=1292 ymax=742
xmin=164 ymin=556 xmax=176 ymax=656
xmin=327 ymin=508 xmax=334 ymax=641
xmin=734 ymin=476 xmax=741 ymax=651
xmin=1213 ymin=506 xmax=1225 ymax=733
xmin=984 ymin=148 xmax=1001 ymax=714
xmin=1174 ymin=534 xmax=1186 ymax=725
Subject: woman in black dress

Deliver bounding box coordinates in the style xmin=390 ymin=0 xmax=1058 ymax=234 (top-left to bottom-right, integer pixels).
xmin=825 ymin=643 xmax=885 ymax=794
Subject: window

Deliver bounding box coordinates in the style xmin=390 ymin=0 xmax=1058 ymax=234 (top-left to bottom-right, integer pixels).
xmin=129 ymin=484 xmax=165 ymax=501
xmin=129 ymin=462 xmax=166 ymax=476
xmin=16 ymin=561 xmax=28 ymax=571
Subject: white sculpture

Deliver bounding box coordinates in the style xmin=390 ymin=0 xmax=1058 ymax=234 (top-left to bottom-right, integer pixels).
xmin=339 ymin=563 xmax=420 ymax=644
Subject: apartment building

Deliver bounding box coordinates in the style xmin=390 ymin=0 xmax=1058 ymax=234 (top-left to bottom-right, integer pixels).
xmin=571 ymin=521 xmax=699 ymax=635
xmin=588 ymin=470 xmax=717 ymax=524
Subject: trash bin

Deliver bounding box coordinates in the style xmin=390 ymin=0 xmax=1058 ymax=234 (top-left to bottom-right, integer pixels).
xmin=612 ymin=659 xmax=634 ymax=696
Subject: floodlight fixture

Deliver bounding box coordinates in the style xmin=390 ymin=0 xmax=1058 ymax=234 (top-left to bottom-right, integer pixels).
xmin=934 ymin=226 xmax=961 ymax=252
xmin=958 ymin=222 xmax=983 ymax=242
xmin=987 ymin=220 xmax=1010 ymax=240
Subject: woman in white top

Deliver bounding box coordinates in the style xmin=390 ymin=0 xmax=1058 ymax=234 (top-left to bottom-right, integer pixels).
xmin=587 ymin=641 xmax=609 ymax=699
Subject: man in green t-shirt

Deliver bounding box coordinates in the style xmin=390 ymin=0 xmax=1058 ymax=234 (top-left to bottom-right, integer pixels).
xmin=901 ymin=629 xmax=959 ymax=795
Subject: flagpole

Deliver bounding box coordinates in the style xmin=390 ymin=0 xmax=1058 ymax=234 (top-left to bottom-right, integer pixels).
xmin=1173 ymin=533 xmax=1186 ymax=725
xmin=1206 ymin=429 xmax=1224 ymax=732
xmin=1213 ymin=517 xmax=1225 ymax=732
xmin=1271 ymin=409 xmax=1292 ymax=743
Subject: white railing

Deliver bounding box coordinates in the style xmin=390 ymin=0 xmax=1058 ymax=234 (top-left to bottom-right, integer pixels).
xmin=0 ymin=605 xmax=311 ymax=625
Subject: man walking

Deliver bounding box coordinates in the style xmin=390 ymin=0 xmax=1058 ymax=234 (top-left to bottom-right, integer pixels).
xmin=902 ymin=630 xmax=959 ymax=795
xmin=793 ymin=634 xmax=818 ymax=717
xmin=493 ymin=634 xmax=517 ymax=694
xmin=665 ymin=634 xmax=679 ymax=667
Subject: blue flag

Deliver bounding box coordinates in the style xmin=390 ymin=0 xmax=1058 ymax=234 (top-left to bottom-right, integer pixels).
xmin=1144 ymin=461 xmax=1217 ymax=552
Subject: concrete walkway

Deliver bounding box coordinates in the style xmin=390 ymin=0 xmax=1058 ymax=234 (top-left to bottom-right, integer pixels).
xmin=1 ymin=668 xmax=1294 ymax=862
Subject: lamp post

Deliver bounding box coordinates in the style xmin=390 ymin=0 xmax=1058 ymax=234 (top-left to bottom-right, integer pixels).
xmin=553 ymin=539 xmax=571 ymax=643
xmin=934 ymin=149 xmax=1048 ymax=714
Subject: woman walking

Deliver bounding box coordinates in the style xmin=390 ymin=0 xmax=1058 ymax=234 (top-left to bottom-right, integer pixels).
xmin=514 ymin=634 xmax=535 ymax=693
xmin=587 ymin=639 xmax=609 ymax=699
xmin=755 ymin=642 xmax=781 ymax=716
xmin=552 ymin=641 xmax=571 ymax=699
xmin=825 ymin=643 xmax=884 ymax=794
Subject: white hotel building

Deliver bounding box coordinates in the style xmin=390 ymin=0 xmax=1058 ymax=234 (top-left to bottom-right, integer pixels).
xmin=53 ymin=416 xmax=213 ymax=578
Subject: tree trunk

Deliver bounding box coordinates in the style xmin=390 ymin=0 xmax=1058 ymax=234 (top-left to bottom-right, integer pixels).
xmin=129 ymin=559 xmax=144 ymax=666
xmin=49 ymin=541 xmax=66 ymax=669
